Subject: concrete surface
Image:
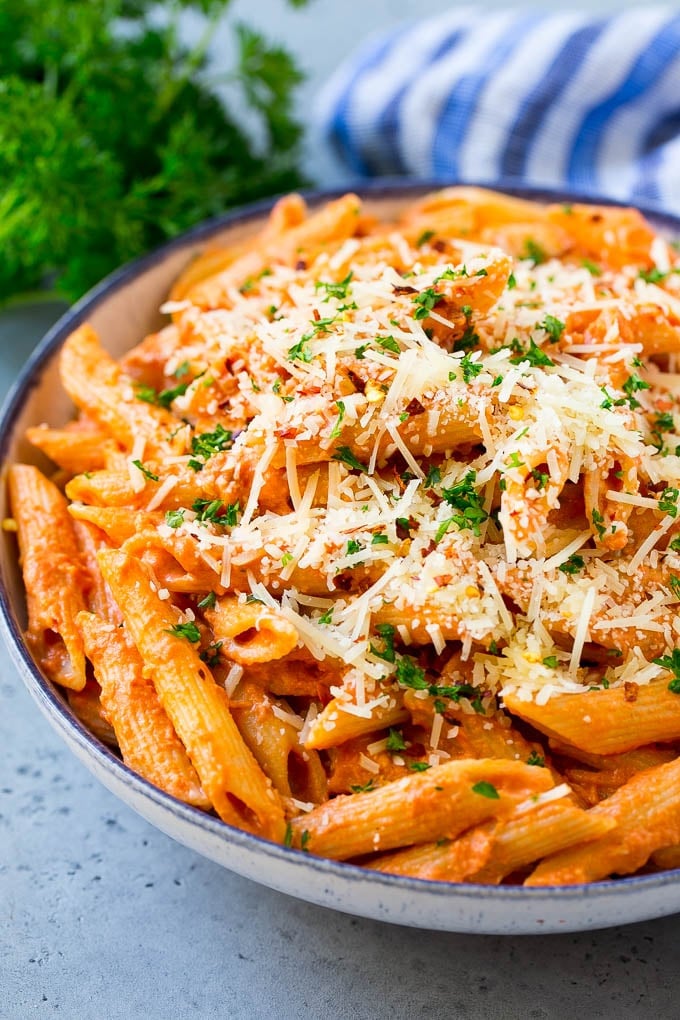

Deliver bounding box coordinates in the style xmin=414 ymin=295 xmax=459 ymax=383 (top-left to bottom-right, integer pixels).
xmin=3 ymin=2 xmax=680 ymax=1016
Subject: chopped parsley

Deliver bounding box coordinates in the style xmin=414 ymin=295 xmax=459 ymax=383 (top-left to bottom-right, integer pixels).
xmin=425 ymin=464 xmax=441 ymax=489
xmin=638 ymin=267 xmax=667 ymax=284
xmin=371 ymin=533 xmax=389 ymax=545
xmin=539 ymin=314 xmax=565 ymax=343
xmin=591 ymin=509 xmax=606 ymax=539
xmin=408 ymin=761 xmax=431 ymax=772
xmin=192 ymin=497 xmax=239 ymax=527
xmin=659 ymin=487 xmax=679 ymax=518
xmin=439 ymin=470 xmax=488 ymax=537
xmin=412 ymin=286 xmax=443 ymax=320
xmin=166 ymin=621 xmax=201 ymax=643
xmin=507 ymin=272 xmax=517 ymax=290
xmin=350 ymin=780 xmax=376 ymax=794
xmin=345 ymin=539 xmax=363 ymax=556
xmin=522 ymin=238 xmax=547 ymax=265
xmin=386 ymin=728 xmax=407 ymax=752
xmin=165 ymin=509 xmax=185 ymax=528
xmin=653 ymin=648 xmax=680 ymax=693
xmin=527 ymin=750 xmax=546 ymax=767
xmin=132 ymin=459 xmax=159 ymax=482
xmin=581 ymin=258 xmax=602 ymax=276
xmin=318 ymin=607 xmax=334 ymax=625
xmin=559 ymin=553 xmax=585 ymax=575
xmin=416 ymin=229 xmax=435 ymax=247
xmin=670 ymin=575 xmax=680 ymax=599
xmin=332 ymin=446 xmax=368 ymax=473
xmin=329 ymin=400 xmax=346 ymax=440
xmin=460 ymin=353 xmax=483 ymax=383
xmin=197 ymin=591 xmax=217 ymax=611
xmin=542 ymin=656 xmax=558 ymax=669
xmin=314 ymin=271 xmax=353 ymax=301
xmin=377 ymin=335 xmax=401 ymax=354
xmin=370 ymin=623 xmax=396 ymax=663
xmin=200 ymin=640 xmax=223 ymax=668
xmin=622 ymin=372 xmax=650 ymax=409
xmin=287 ymin=336 xmax=313 ymax=363
xmin=472 ymin=781 xmax=500 ymax=799
xmin=510 ymin=338 xmax=554 ymax=368
xmin=190 ymin=424 xmax=233 ymax=461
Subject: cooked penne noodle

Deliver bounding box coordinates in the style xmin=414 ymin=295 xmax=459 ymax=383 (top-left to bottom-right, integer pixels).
xmin=9 ymin=465 xmax=88 ymax=691
xmin=97 ymin=548 xmax=286 ymax=840
xmin=78 ymin=611 xmax=210 ymax=808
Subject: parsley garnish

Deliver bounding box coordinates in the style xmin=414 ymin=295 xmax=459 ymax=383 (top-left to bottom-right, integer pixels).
xmin=439 ymin=469 xmax=488 ymax=537
xmin=191 ymin=425 xmax=233 ymax=461
xmin=460 ymin=353 xmax=483 ymax=383
xmin=581 ymin=259 xmax=602 ymax=276
xmin=539 ymin=314 xmax=565 ymax=343
xmin=653 ymin=648 xmax=680 ymax=693
xmin=165 ymin=509 xmax=185 ymax=529
xmin=284 ymin=823 xmax=293 ymax=847
xmin=314 ymin=271 xmax=353 ymax=301
xmin=412 ymin=286 xmax=443 ymax=320
xmin=416 ymin=229 xmax=435 ymax=247
xmin=511 ymin=339 xmax=554 ymax=368
xmin=542 ymin=656 xmax=558 ymax=669
xmin=371 ymin=533 xmax=389 ymax=545
xmin=425 ymin=465 xmax=441 ymax=488
xmin=287 ymin=337 xmax=313 ymax=363
xmin=638 ymin=267 xmax=667 ymax=284
xmin=166 ymin=621 xmax=201 ymax=643
xmin=370 ymin=623 xmax=396 ymax=663
xmin=659 ymin=487 xmax=679 ymax=518
xmin=472 ymin=781 xmax=500 ymax=799
xmin=377 ymin=335 xmax=401 ymax=354
xmin=197 ymin=591 xmax=217 ymax=611
xmin=200 ymin=641 xmax=223 ymax=668
xmin=346 ymin=539 xmax=363 ymax=556
xmin=318 ymin=608 xmax=333 ymax=625
xmin=300 ymin=830 xmax=311 ymax=851
xmin=332 ymin=446 xmax=368 ymax=473
xmin=622 ymin=373 xmax=650 ymax=409
xmin=670 ymin=575 xmax=680 ymax=599
xmin=192 ymin=498 xmax=239 ymax=527
xmin=527 ymin=750 xmax=546 ymax=767
xmin=591 ymin=509 xmax=606 ymax=539
xmin=507 ymin=271 xmax=517 ymax=290
xmin=350 ymin=780 xmax=376 ymax=794
xmin=386 ymin=728 xmax=407 ymax=751
xmin=329 ymin=400 xmax=345 ymax=440
xmin=559 ymin=553 xmax=585 ymax=575
xmin=132 ymin=459 xmax=159 ymax=482
xmin=522 ymin=239 xmax=547 ymax=265
xmin=408 ymin=761 xmax=431 ymax=772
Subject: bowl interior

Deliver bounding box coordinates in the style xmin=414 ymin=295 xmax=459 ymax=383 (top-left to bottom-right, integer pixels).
xmin=4 ymin=181 xmax=680 ymax=934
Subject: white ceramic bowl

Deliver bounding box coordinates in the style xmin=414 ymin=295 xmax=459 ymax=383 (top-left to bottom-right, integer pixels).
xmin=4 ymin=181 xmax=680 ymax=934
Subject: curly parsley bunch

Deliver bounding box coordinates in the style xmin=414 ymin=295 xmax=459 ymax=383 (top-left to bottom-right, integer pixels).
xmin=0 ymin=0 xmax=308 ymax=304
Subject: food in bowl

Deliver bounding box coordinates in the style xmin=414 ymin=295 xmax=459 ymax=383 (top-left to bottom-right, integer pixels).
xmin=9 ymin=186 xmax=680 ymax=885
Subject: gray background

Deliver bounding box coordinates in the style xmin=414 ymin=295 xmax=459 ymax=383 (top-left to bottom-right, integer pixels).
xmin=3 ymin=2 xmax=680 ymax=1016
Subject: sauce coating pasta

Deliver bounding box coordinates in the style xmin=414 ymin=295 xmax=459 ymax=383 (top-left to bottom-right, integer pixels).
xmin=11 ymin=187 xmax=680 ymax=884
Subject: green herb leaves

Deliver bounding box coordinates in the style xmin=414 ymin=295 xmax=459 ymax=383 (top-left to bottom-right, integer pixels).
xmin=0 ymin=1 xmax=307 ymax=305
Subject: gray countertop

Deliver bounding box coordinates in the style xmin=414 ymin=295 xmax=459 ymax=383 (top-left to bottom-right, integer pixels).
xmin=3 ymin=2 xmax=680 ymax=1015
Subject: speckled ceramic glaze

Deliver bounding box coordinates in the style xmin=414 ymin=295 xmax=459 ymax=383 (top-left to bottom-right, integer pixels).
xmin=3 ymin=181 xmax=680 ymax=934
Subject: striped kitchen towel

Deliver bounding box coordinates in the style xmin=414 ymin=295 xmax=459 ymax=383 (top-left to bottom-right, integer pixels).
xmin=316 ymin=7 xmax=680 ymax=212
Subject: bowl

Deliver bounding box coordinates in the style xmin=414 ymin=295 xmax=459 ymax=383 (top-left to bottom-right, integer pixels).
xmin=4 ymin=180 xmax=680 ymax=935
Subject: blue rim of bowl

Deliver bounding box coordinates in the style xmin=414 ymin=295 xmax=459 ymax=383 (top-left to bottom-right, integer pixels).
xmin=3 ymin=177 xmax=680 ymax=911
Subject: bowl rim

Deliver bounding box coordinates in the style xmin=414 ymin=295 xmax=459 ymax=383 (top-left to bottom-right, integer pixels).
xmin=3 ymin=176 xmax=680 ymax=909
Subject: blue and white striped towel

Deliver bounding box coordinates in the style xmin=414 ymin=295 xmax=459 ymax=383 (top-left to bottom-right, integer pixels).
xmin=316 ymin=7 xmax=680 ymax=212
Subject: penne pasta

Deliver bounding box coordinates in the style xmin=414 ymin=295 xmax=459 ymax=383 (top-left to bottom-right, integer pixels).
xmin=13 ymin=187 xmax=680 ymax=884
